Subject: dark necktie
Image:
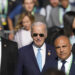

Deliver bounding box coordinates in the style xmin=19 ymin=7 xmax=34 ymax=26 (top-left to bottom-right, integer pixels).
xmin=61 ymin=60 xmax=66 ymax=73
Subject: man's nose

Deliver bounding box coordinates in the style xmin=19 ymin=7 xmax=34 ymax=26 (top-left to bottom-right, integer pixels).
xmin=60 ymin=47 xmax=63 ymax=52
xmin=37 ymin=35 xmax=40 ymax=38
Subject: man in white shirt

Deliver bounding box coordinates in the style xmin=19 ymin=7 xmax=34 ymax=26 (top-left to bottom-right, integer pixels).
xmin=0 ymin=37 xmax=18 ymax=75
xmin=14 ymin=22 xmax=56 ymax=75
xmin=53 ymin=34 xmax=75 ymax=75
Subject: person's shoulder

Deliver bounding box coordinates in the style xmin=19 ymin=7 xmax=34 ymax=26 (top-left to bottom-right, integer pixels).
xmin=19 ymin=42 xmax=33 ymax=51
xmin=46 ymin=43 xmax=57 ymax=58
xmin=46 ymin=5 xmax=52 ymax=9
xmin=2 ymin=37 xmax=17 ymax=46
xmin=73 ymin=54 xmax=75 ymax=59
xmin=46 ymin=43 xmax=54 ymax=49
xmin=15 ymin=29 xmax=24 ymax=34
xmin=2 ymin=37 xmax=16 ymax=43
xmin=45 ymin=43 xmax=55 ymax=51
xmin=71 ymin=54 xmax=75 ymax=67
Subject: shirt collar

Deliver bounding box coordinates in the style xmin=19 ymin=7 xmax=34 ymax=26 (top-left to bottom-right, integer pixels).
xmin=33 ymin=43 xmax=46 ymax=50
xmin=58 ymin=53 xmax=73 ymax=63
xmin=66 ymin=53 xmax=73 ymax=63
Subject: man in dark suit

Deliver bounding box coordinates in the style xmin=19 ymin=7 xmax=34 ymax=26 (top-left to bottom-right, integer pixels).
xmin=0 ymin=37 xmax=18 ymax=75
xmin=53 ymin=34 xmax=75 ymax=75
xmin=14 ymin=22 xmax=56 ymax=75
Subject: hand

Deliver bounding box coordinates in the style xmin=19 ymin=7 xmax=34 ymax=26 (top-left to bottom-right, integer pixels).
xmin=8 ymin=33 xmax=14 ymax=40
xmin=0 ymin=26 xmax=2 ymax=30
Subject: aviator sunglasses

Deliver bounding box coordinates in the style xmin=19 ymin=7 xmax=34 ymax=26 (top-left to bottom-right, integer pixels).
xmin=33 ymin=33 xmax=44 ymax=37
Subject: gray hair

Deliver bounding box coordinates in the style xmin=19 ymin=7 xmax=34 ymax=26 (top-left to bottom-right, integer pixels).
xmin=31 ymin=21 xmax=47 ymax=32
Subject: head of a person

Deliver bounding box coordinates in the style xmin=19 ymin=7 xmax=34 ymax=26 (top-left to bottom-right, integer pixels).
xmin=54 ymin=34 xmax=72 ymax=60
xmin=43 ymin=68 xmax=65 ymax=75
xmin=15 ymin=12 xmax=35 ymax=31
xmin=33 ymin=0 xmax=39 ymax=6
xmin=22 ymin=0 xmax=34 ymax=12
xmin=31 ymin=22 xmax=47 ymax=47
xmin=49 ymin=0 xmax=59 ymax=7
xmin=63 ymin=11 xmax=75 ymax=37
xmin=60 ymin=0 xmax=69 ymax=8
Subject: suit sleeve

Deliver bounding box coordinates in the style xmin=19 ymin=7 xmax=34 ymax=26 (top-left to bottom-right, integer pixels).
xmin=14 ymin=49 xmax=24 ymax=75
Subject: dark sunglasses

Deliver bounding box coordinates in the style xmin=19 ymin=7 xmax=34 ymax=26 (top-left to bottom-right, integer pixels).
xmin=33 ymin=33 xmax=44 ymax=37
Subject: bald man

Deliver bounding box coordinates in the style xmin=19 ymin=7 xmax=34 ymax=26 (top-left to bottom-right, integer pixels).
xmin=53 ymin=34 xmax=75 ymax=75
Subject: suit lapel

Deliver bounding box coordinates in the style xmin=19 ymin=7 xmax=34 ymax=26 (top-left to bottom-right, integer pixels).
xmin=29 ymin=43 xmax=40 ymax=71
xmin=42 ymin=44 xmax=53 ymax=71
xmin=69 ymin=55 xmax=75 ymax=75
xmin=55 ymin=57 xmax=58 ymax=69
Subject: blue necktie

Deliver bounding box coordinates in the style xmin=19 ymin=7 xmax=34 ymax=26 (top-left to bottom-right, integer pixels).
xmin=61 ymin=60 xmax=66 ymax=73
xmin=36 ymin=48 xmax=42 ymax=71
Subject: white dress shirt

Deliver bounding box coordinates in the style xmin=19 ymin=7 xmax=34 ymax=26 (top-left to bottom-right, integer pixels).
xmin=58 ymin=53 xmax=73 ymax=75
xmin=33 ymin=43 xmax=46 ymax=69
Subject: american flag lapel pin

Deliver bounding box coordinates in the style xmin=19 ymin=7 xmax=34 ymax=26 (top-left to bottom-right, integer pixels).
xmin=48 ymin=50 xmax=51 ymax=56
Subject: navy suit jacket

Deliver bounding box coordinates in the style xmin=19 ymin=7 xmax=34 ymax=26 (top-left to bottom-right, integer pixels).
xmin=52 ymin=54 xmax=75 ymax=75
xmin=15 ymin=42 xmax=56 ymax=75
